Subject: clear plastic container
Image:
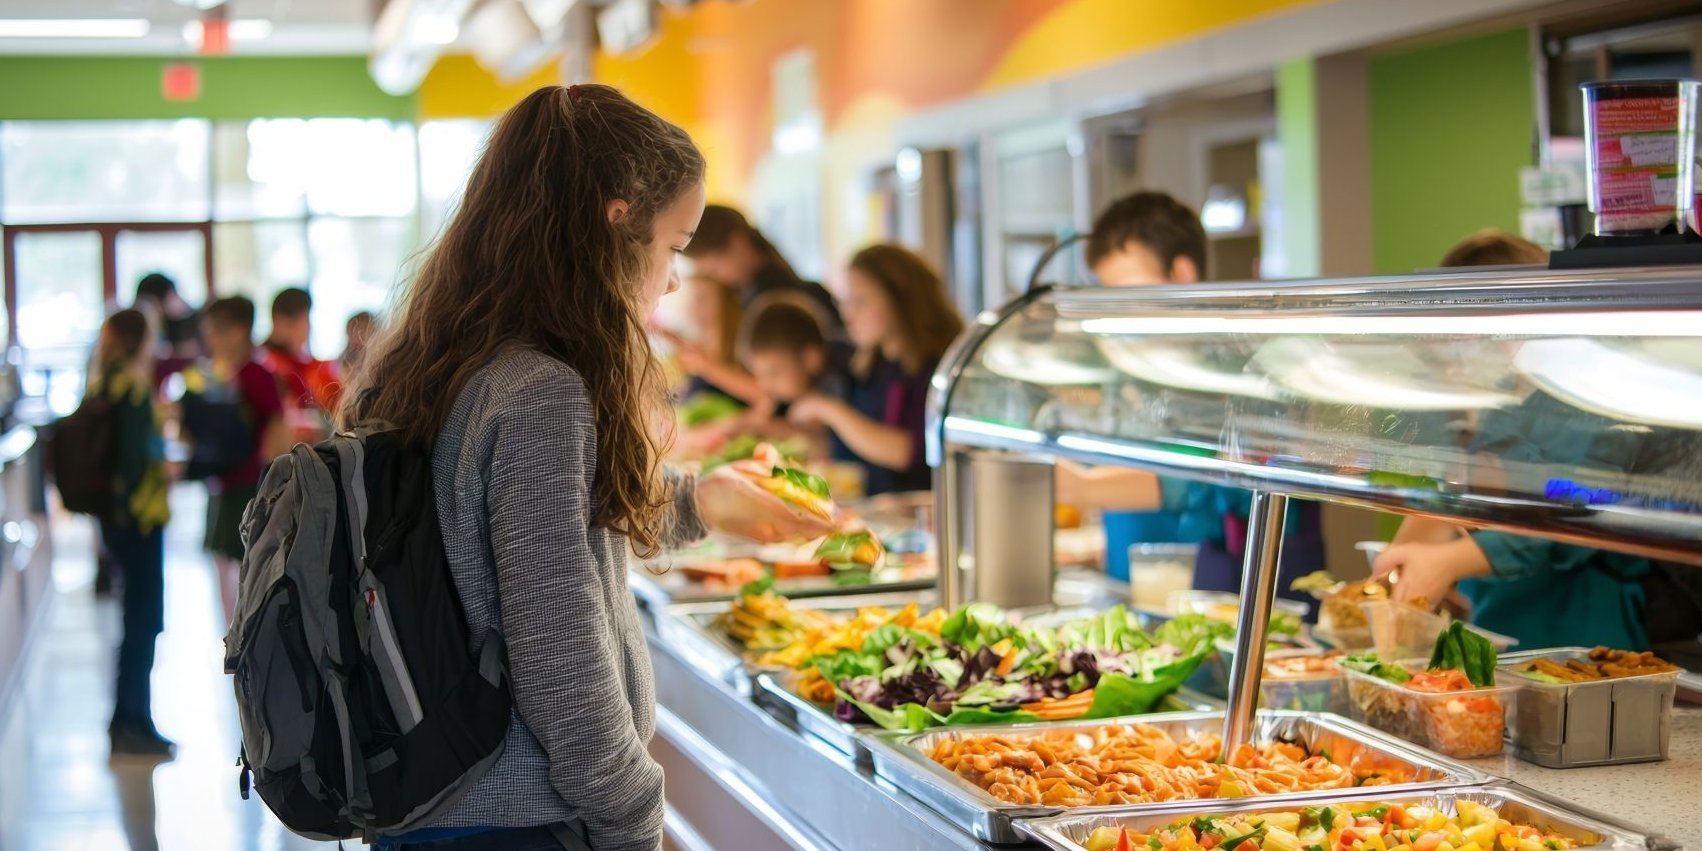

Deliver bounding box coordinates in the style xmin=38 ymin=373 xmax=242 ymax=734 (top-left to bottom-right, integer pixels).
xmin=1498 ymin=647 xmax=1681 ymax=768
xmin=1339 ymin=660 xmax=1518 ymax=759
xmin=1361 ymin=600 xmax=1516 ymax=662
xmin=1581 ymin=78 xmax=1702 ymax=235
xmin=1251 ymin=647 xmax=1348 ymax=714
xmin=1126 ymin=544 xmax=1196 ymax=610
xmin=1166 ymin=589 xmax=1310 ymax=624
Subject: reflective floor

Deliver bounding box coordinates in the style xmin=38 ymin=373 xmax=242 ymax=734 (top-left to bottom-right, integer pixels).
xmin=0 ymin=487 xmax=335 ymax=850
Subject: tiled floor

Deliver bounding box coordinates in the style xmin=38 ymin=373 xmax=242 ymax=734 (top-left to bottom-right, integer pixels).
xmin=0 ymin=487 xmax=336 ymax=850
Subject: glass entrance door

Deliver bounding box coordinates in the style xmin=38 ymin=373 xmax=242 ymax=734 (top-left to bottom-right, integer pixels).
xmin=3 ymin=223 xmax=211 ymax=413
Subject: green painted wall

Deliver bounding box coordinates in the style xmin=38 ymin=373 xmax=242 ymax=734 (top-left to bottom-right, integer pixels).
xmin=1275 ymin=57 xmax=1321 ymax=279
xmin=0 ymin=56 xmax=413 ymax=121
xmin=1369 ymin=29 xmax=1534 ymax=274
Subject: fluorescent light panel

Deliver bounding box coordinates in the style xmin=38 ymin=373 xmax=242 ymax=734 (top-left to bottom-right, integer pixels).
xmin=1081 ymin=311 xmax=1702 ymax=338
xmin=0 ymin=18 xmax=150 ymax=38
xmin=183 ymin=19 xmax=275 ymax=42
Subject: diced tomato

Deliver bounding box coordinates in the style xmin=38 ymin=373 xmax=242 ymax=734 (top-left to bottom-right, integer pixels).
xmin=1408 ymin=669 xmax=1473 ymax=692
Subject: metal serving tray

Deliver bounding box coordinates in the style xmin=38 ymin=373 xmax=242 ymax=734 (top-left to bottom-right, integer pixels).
xmin=863 ymin=710 xmax=1490 ymax=844
xmin=1015 ymin=782 xmax=1669 ymax=851
xmin=652 ymin=592 xmax=932 ymax=694
xmin=750 ymin=671 xmax=1223 ymax=769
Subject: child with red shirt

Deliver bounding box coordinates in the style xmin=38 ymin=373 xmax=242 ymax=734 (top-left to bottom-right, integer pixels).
xmin=260 ymin=287 xmax=341 ymax=439
xmin=201 ymin=297 xmax=285 ymax=621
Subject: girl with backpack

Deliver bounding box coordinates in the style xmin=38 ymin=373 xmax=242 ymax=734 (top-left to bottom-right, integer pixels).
xmin=89 ymin=309 xmax=174 ymax=758
xmin=344 ymin=85 xmax=821 ymax=851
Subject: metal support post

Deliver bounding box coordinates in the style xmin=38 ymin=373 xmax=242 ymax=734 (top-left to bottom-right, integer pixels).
xmin=1222 ymin=490 xmax=1288 ymax=754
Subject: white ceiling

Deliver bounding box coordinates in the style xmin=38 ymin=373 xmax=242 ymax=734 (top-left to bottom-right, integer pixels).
xmin=0 ymin=0 xmax=373 ymax=55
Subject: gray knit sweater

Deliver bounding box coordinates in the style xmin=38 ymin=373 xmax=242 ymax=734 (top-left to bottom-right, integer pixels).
xmin=424 ymin=348 xmax=703 ymax=850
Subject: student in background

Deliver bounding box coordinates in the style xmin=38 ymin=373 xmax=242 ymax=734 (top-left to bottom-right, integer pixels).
xmin=1375 ymin=230 xmax=1702 ymax=650
xmin=261 ymin=287 xmax=341 ymax=421
xmin=88 ymin=309 xmax=174 ymax=758
xmin=133 ymin=272 xmax=202 ymax=361
xmin=658 ymin=274 xmax=762 ymax=404
xmin=682 ymin=205 xmax=845 ymax=339
xmin=340 ymin=310 xmax=377 ymax=379
xmin=201 ymin=296 xmax=286 ymax=623
xmin=1056 ymin=191 xmax=1325 ymax=613
xmin=787 ymin=244 xmax=963 ymax=495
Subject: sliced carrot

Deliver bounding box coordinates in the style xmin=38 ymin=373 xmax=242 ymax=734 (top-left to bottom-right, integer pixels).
xmin=996 ymin=650 xmax=1019 ymax=677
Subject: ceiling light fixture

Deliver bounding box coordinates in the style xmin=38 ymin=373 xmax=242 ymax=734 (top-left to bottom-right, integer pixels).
xmin=183 ymin=19 xmax=273 ymax=42
xmin=0 ymin=18 xmax=151 ymax=38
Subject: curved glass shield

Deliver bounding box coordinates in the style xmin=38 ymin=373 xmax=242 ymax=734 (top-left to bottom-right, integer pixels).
xmin=932 ymin=267 xmax=1702 ymax=561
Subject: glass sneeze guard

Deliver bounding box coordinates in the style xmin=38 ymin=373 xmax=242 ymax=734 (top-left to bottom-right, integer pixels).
xmin=927 ymin=265 xmax=1702 ymax=753
xmin=931 ymin=266 xmax=1702 ymax=567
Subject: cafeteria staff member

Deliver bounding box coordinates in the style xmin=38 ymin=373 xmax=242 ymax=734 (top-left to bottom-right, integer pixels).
xmin=1056 ymin=192 xmax=1323 ymax=614
xmin=786 ymin=244 xmax=964 ymax=496
xmin=1374 ymin=232 xmax=1702 ymax=650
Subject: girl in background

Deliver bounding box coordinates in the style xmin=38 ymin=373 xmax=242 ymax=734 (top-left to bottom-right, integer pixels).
xmin=90 ymin=309 xmax=174 ymax=758
xmin=788 ymin=244 xmax=964 ymax=495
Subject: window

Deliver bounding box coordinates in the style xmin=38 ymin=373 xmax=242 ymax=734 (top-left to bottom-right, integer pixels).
xmin=418 ymin=119 xmax=492 ymax=240
xmin=1 ymin=120 xmax=211 ymax=224
xmin=306 ymin=217 xmax=412 ymax=357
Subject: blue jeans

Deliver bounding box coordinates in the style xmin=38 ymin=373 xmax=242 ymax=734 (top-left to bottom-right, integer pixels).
xmin=101 ymin=520 xmax=164 ymax=730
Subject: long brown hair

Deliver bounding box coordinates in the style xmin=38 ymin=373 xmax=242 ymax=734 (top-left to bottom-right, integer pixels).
xmin=344 ymin=85 xmax=704 ymax=555
xmin=847 ymin=244 xmax=964 ymax=376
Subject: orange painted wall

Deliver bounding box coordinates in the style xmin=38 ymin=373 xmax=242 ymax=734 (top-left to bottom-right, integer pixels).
xmin=594 ymin=0 xmax=1323 ymax=198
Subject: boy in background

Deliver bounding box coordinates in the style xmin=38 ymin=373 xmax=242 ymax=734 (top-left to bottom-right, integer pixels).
xmin=202 ymin=296 xmax=285 ymax=622
xmin=1058 ymin=191 xmax=1323 ymax=613
xmin=261 ymin=287 xmax=341 ymax=431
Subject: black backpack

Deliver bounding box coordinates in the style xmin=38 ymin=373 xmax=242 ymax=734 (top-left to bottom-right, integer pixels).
xmin=49 ymin=394 xmax=119 ymax=515
xmin=178 ymin=367 xmax=256 ymax=481
xmin=225 ymin=428 xmax=511 ymax=840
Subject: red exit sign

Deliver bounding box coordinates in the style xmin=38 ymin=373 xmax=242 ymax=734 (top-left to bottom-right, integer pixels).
xmin=162 ymin=61 xmax=201 ymax=102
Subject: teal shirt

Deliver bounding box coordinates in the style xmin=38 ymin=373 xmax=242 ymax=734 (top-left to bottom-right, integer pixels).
xmin=1463 ymin=533 xmax=1649 ymax=650
xmin=1463 ymin=389 xmax=1652 ymax=651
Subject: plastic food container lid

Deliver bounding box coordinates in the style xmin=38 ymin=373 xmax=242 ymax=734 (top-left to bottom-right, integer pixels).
xmin=1167 ymin=589 xmax=1310 ymax=620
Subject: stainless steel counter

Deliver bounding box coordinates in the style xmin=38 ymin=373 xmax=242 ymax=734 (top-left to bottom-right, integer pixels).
xmin=646 ymin=599 xmax=1697 ymax=850
xmin=645 ymin=613 xmax=1011 ymax=851
xmin=1469 ymin=704 xmax=1702 ymax=849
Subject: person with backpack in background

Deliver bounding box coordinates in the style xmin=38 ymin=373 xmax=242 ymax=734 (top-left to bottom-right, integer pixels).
xmin=319 ymin=84 xmax=826 ymax=851
xmin=261 ymin=286 xmax=341 ymax=439
xmin=86 ymin=309 xmax=174 ymax=757
xmin=198 ymin=296 xmax=285 ymax=623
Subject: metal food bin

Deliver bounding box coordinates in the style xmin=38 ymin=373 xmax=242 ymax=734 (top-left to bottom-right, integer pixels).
xmin=863 ymin=710 xmax=1490 ymax=844
xmin=1498 ymin=647 xmax=1682 ymax=768
xmin=652 ymin=591 xmax=931 ymax=694
xmin=1014 ymin=783 xmax=1670 ymax=851
xmin=752 ymin=670 xmax=1223 ymax=768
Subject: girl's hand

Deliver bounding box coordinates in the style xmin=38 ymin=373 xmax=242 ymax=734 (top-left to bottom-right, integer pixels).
xmin=1372 ymin=538 xmax=1490 ymax=610
xmin=695 ymin=461 xmax=837 ymax=543
xmin=786 ymin=394 xmax=840 ymax=428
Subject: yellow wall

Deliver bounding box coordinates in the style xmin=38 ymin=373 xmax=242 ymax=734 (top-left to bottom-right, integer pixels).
xmin=416 ymin=54 xmax=563 ymax=119
xmin=981 ymin=0 xmax=1322 ymax=91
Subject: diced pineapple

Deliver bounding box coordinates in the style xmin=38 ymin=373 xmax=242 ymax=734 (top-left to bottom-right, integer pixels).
xmin=1462 ymin=823 xmax=1496 ymax=848
xmin=1265 ymin=814 xmax=1303 ymax=834
xmin=1423 ymin=813 xmax=1448 ymax=832
xmin=1084 ymin=827 xmax=1122 ymax=851
xmin=1455 ymin=802 xmax=1491 ymax=828
xmin=1262 ymin=827 xmax=1304 ymax=851
xmin=1364 ymin=835 xmax=1388 ymax=851
xmin=1455 ymin=843 xmax=1482 ymax=851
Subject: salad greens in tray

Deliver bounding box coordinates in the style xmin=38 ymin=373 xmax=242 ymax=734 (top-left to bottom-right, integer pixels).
xmin=719 ymin=591 xmax=1231 ymax=730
